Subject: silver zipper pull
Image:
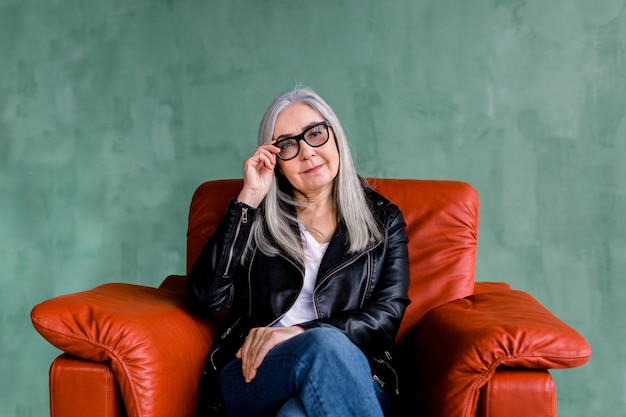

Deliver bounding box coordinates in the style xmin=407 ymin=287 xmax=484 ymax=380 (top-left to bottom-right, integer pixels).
xmin=221 ymin=327 xmax=232 ymax=339
xmin=241 ymin=207 xmax=248 ymax=223
xmin=373 ymin=374 xmax=386 ymax=388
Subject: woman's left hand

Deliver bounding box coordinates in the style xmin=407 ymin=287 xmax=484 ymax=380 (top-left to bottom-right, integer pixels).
xmin=236 ymin=325 xmax=304 ymax=383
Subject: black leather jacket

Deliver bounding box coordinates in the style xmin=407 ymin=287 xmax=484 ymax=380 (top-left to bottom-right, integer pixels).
xmin=187 ymin=186 xmax=410 ymax=403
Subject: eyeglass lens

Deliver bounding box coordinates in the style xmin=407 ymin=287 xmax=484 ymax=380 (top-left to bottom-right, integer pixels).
xmin=274 ymin=122 xmax=329 ymax=161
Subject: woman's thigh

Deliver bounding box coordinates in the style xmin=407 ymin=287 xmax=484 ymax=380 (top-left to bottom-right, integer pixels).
xmin=219 ymin=327 xmax=383 ymax=417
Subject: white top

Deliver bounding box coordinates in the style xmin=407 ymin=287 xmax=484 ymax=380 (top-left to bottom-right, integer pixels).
xmin=275 ymin=225 xmax=329 ymax=327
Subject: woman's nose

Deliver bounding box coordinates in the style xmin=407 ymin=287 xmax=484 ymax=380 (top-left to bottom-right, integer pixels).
xmin=298 ymin=140 xmax=315 ymax=159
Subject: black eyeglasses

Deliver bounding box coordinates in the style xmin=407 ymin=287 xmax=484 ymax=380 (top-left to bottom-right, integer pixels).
xmin=273 ymin=121 xmax=331 ymax=161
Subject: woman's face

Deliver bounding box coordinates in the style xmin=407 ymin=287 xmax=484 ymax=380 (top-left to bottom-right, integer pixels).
xmin=273 ymin=103 xmax=339 ymax=199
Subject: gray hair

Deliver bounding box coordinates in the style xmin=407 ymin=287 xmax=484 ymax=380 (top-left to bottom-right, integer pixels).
xmin=249 ymin=87 xmax=382 ymax=263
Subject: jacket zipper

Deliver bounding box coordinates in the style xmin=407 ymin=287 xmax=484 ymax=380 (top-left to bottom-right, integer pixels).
xmin=209 ymin=315 xmax=244 ymax=371
xmin=219 ymin=316 xmax=242 ymax=340
xmin=314 ymin=244 xmax=379 ymax=312
xmin=316 ymin=241 xmax=380 ymax=289
xmin=224 ymin=206 xmax=248 ymax=276
xmin=372 ymin=357 xmax=400 ymax=395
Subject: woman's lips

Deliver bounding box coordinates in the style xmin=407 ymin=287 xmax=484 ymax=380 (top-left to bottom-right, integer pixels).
xmin=304 ymin=164 xmax=323 ymax=174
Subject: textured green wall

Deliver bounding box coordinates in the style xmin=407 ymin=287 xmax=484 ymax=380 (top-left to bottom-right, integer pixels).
xmin=1 ymin=0 xmax=624 ymax=415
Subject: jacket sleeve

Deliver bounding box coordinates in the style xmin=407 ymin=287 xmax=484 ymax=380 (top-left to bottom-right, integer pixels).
xmin=187 ymin=199 xmax=257 ymax=312
xmin=300 ymin=204 xmax=411 ymax=353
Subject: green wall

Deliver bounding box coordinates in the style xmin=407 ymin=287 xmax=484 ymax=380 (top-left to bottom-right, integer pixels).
xmin=1 ymin=0 xmax=624 ymax=415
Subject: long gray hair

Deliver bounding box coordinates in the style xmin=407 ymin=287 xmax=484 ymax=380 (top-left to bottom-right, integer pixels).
xmin=249 ymin=87 xmax=382 ymax=263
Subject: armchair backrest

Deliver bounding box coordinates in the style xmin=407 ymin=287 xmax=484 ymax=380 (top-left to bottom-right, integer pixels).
xmin=186 ymin=178 xmax=479 ymax=343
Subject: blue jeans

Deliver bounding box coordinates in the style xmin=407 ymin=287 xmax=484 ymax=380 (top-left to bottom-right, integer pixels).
xmin=218 ymin=327 xmax=391 ymax=417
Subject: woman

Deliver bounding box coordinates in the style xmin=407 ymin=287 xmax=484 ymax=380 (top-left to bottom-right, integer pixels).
xmin=188 ymin=87 xmax=410 ymax=417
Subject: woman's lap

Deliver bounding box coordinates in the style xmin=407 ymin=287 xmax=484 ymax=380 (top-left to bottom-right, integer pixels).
xmin=219 ymin=327 xmax=388 ymax=417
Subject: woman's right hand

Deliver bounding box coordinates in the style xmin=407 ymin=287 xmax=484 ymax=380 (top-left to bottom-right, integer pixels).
xmin=236 ymin=325 xmax=304 ymax=383
xmin=237 ymin=141 xmax=280 ymax=207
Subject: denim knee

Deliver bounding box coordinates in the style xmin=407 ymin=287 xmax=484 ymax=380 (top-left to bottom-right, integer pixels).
xmin=299 ymin=327 xmax=367 ymax=365
xmin=300 ymin=327 xmax=352 ymax=350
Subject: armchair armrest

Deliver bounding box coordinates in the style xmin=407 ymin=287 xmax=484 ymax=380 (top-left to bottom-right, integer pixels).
xmin=473 ymin=281 xmax=511 ymax=293
xmin=412 ymin=289 xmax=591 ymax=417
xmin=31 ymin=283 xmax=215 ymax=417
xmin=159 ymin=274 xmax=188 ymax=294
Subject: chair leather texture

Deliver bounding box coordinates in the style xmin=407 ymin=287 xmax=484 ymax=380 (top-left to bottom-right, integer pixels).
xmin=31 ymin=178 xmax=592 ymax=417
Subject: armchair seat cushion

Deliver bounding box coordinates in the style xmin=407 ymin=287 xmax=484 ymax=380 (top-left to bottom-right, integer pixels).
xmin=413 ymin=289 xmax=592 ymax=417
xmin=31 ymin=283 xmax=215 ymax=417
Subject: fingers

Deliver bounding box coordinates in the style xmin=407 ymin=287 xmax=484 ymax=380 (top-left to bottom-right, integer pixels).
xmin=247 ymin=141 xmax=280 ymax=172
xmin=252 ymin=148 xmax=276 ymax=171
xmin=238 ymin=142 xmax=280 ymax=207
xmin=235 ymin=326 xmax=304 ymax=383
xmin=237 ymin=327 xmax=271 ymax=383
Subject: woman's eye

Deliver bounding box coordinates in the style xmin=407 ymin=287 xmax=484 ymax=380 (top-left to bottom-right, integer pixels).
xmin=308 ymin=128 xmax=322 ymax=138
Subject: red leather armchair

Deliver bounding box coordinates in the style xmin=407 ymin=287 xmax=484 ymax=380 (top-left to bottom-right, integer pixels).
xmin=31 ymin=178 xmax=591 ymax=417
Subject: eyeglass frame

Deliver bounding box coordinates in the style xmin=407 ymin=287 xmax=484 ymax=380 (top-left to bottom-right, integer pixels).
xmin=272 ymin=121 xmax=331 ymax=161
